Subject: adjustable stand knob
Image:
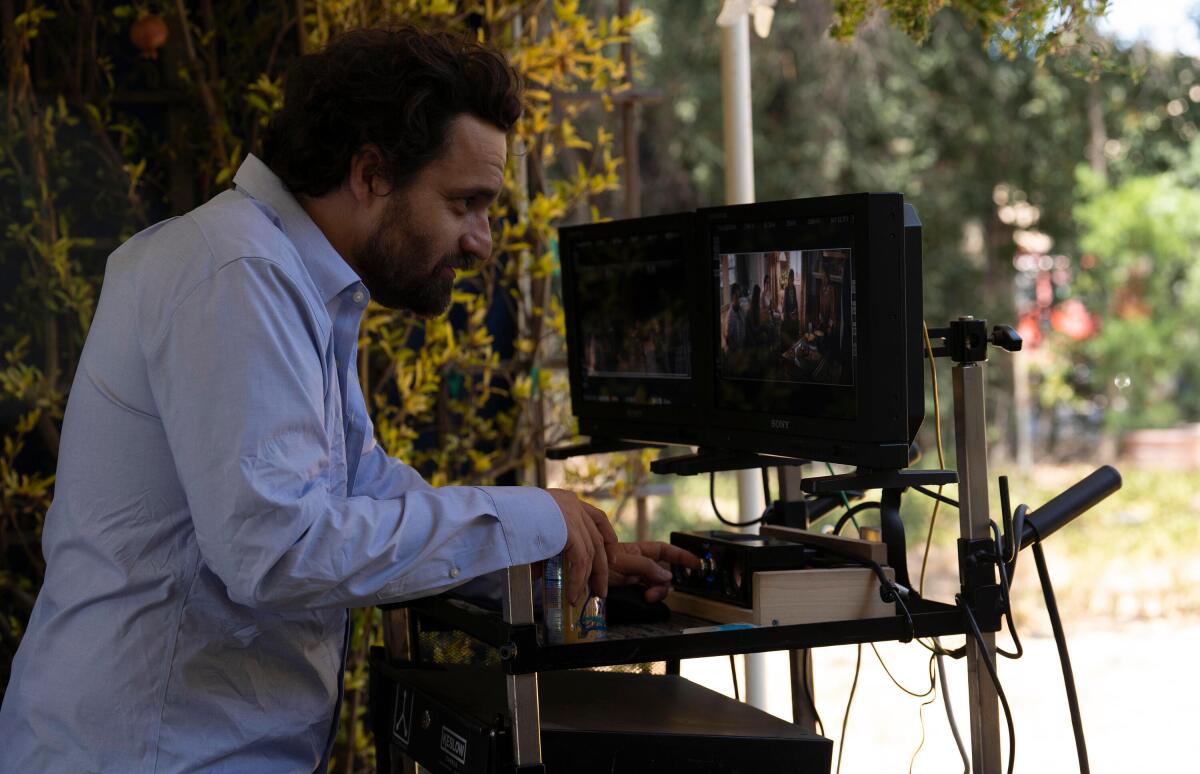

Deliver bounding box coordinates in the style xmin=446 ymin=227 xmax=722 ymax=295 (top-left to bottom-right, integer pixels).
xmin=990 ymin=324 xmax=1022 ymax=353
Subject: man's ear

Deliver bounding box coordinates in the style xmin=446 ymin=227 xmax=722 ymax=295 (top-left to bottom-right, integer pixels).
xmin=348 ymin=145 xmax=393 ymax=206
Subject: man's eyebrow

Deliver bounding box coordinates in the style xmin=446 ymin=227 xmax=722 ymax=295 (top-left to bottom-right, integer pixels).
xmin=448 ymin=185 xmax=502 ymax=200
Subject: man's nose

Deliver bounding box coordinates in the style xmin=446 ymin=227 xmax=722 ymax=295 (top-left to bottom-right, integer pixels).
xmin=461 ymin=213 xmax=492 ymax=263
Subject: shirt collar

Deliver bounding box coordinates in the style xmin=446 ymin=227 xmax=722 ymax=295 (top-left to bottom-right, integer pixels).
xmin=232 ymin=153 xmax=363 ymax=305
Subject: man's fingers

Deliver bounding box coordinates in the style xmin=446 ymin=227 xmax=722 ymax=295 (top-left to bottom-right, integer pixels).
xmin=583 ymin=515 xmax=609 ymax=600
xmin=611 ymin=551 xmax=673 ymax=585
xmin=630 ymin=540 xmax=702 ymax=569
xmin=546 ymin=489 xmax=617 ymax=603
xmin=565 ymin=531 xmax=593 ymax=606
xmin=581 ymin=500 xmax=618 ymax=545
xmin=643 ymin=584 xmax=670 ymax=603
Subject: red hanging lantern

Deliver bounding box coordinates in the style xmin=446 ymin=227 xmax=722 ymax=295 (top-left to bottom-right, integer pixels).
xmin=131 ymin=14 xmax=169 ymax=60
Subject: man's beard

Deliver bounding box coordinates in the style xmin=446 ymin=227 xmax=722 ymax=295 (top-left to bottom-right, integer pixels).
xmin=352 ymin=199 xmax=470 ymax=316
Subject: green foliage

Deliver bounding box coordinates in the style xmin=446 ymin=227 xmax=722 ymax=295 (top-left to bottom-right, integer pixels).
xmin=0 ymin=1 xmax=639 ymax=769
xmin=1069 ymin=161 xmax=1200 ymax=430
xmin=1 ymin=0 xmax=150 ymax=677
xmin=830 ymin=0 xmax=1111 ymax=65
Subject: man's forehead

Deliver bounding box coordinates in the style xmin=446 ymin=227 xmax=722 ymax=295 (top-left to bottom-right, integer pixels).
xmin=438 ymin=114 xmax=508 ymax=183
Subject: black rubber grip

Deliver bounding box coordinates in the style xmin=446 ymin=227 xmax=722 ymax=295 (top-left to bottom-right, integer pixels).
xmin=1020 ymin=465 xmax=1122 ymax=549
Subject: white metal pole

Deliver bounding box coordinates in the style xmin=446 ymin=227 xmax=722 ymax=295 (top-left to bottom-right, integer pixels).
xmin=721 ymin=14 xmax=754 ymax=206
xmin=719 ymin=11 xmax=770 ymax=711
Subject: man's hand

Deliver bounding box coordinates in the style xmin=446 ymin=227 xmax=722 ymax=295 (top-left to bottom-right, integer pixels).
xmin=609 ymin=541 xmax=702 ymax=603
xmin=546 ymin=489 xmax=618 ymax=605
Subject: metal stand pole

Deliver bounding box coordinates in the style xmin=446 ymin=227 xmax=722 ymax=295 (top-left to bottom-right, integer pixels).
xmin=778 ymin=464 xmax=819 ymax=733
xmin=953 ymin=357 xmax=1002 ymax=774
xmin=788 ymin=648 xmax=818 ymax=732
xmin=503 ymin=564 xmax=544 ymax=771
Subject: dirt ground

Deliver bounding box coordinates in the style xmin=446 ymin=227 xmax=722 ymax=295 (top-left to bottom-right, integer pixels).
xmin=680 ymin=614 xmax=1199 ymax=773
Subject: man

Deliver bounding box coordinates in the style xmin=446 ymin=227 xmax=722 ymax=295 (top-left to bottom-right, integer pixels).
xmin=725 ymin=281 xmax=745 ymax=350
xmin=783 ymin=267 xmax=800 ymax=341
xmin=762 ymin=268 xmax=776 ymax=319
xmin=0 ymin=27 xmax=696 ymax=772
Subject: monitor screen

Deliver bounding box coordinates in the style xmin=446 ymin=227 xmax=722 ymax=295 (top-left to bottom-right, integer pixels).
xmin=711 ymin=214 xmax=857 ymax=420
xmin=560 ymin=214 xmax=701 ymax=443
xmin=575 ymin=230 xmax=691 ymax=406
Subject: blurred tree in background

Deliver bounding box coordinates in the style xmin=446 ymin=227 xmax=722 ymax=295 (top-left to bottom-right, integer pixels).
xmin=635 ymin=0 xmax=1200 ymax=461
xmin=1071 ymin=161 xmax=1200 ymax=431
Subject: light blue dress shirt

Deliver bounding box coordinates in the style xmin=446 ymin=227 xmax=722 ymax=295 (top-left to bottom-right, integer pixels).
xmin=0 ymin=155 xmax=567 ymax=773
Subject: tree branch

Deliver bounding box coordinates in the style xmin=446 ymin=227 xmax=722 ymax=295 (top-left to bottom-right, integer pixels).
xmin=172 ymin=0 xmax=230 ymax=164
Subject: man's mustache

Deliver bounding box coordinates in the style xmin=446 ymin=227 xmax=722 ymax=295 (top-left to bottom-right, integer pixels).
xmin=435 ymin=253 xmax=475 ymax=273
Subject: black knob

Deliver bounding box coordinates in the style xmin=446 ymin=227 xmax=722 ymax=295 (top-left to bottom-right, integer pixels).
xmin=990 ymin=324 xmax=1022 ymax=352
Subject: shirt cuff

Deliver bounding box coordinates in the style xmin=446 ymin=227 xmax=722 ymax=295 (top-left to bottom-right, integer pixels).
xmin=474 ymin=486 xmax=567 ymax=567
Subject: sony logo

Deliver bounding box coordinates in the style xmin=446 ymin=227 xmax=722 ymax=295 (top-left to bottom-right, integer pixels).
xmin=770 ymin=418 xmax=790 ymax=430
xmin=440 ymin=726 xmax=467 ymax=765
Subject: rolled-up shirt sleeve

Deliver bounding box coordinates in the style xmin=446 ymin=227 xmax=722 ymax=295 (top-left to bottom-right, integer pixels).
xmin=144 ymin=255 xmax=567 ymax=610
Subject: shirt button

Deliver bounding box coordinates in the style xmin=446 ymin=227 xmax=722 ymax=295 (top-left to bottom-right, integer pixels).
xmin=449 ymin=566 xmax=460 ymax=578
xmin=352 ymin=290 xmax=365 ymax=304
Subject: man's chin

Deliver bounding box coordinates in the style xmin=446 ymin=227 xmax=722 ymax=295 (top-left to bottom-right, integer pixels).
xmin=371 ymin=288 xmax=452 ymax=317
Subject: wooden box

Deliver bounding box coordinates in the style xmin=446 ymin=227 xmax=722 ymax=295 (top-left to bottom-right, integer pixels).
xmin=665 ymin=566 xmax=895 ymax=627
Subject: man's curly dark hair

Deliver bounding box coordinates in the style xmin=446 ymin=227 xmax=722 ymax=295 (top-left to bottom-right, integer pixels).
xmin=262 ymin=26 xmax=523 ymax=198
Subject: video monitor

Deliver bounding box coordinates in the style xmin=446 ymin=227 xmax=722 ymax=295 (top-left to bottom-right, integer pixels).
xmin=699 ymin=194 xmax=924 ymax=467
xmin=559 ymin=213 xmax=705 ymax=445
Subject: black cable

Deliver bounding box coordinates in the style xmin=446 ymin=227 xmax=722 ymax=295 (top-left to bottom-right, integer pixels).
xmin=999 ymin=476 xmax=1015 ymax=564
xmin=961 ymin=597 xmax=1017 ymax=774
xmin=869 ymin=644 xmax=934 ymax=698
xmin=829 ymin=510 xmax=917 ymax=640
xmin=833 ymin=500 xmax=881 ymax=535
xmin=827 ymin=511 xmax=916 ymax=641
xmin=1033 ymin=540 xmax=1091 ymax=774
xmin=1007 ymin=504 xmax=1029 ymax=577
xmin=917 ymin=635 xmax=965 ymax=659
xmin=890 ymin=585 xmax=917 ymax=643
xmin=990 ymin=521 xmax=1024 ymax=660
xmin=915 ymin=522 xmax=1022 ymax=662
xmin=835 ymin=644 xmax=862 ymax=774
xmin=729 ymin=654 xmax=739 ymax=702
xmin=761 ymin=466 xmax=772 ymax=509
xmin=710 ymin=472 xmax=764 ymax=527
xmin=912 ymin=484 xmax=959 ymax=508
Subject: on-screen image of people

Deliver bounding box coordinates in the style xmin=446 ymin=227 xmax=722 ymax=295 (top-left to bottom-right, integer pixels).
xmin=818 ymin=267 xmax=838 ymax=337
xmin=748 ymin=284 xmax=763 ymax=343
xmin=725 ymin=281 xmax=745 ymax=351
xmin=782 ymin=267 xmax=800 ymax=341
xmin=762 ymin=270 xmax=776 ymax=320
